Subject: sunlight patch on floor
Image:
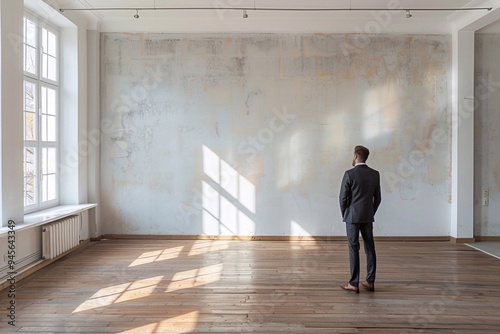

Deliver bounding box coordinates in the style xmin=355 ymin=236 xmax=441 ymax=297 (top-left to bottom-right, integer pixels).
xmin=119 ymin=311 xmax=199 ymax=333
xmin=129 ymin=246 xmax=184 ymax=267
xmin=187 ymin=240 xmax=230 ymax=256
xmin=166 ymin=264 xmax=223 ymax=293
xmin=73 ymin=276 xmax=163 ymax=313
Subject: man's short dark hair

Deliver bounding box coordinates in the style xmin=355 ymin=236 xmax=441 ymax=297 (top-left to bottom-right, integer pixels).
xmin=354 ymin=145 xmax=370 ymax=162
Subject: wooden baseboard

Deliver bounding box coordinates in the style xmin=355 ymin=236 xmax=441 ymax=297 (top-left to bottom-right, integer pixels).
xmin=374 ymin=236 xmax=450 ymax=242
xmin=474 ymin=236 xmax=500 ymax=242
xmin=450 ymin=237 xmax=476 ymax=243
xmin=0 ymin=239 xmax=92 ymax=291
xmin=103 ymin=234 xmax=451 ymax=242
xmin=103 ymin=234 xmax=346 ymax=241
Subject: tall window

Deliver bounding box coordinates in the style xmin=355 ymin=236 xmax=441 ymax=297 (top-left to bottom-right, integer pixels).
xmin=23 ymin=13 xmax=58 ymax=212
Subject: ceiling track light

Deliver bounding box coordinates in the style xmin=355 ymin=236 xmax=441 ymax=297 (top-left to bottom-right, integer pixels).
xmin=243 ymin=9 xmax=248 ymax=18
xmin=406 ymin=10 xmax=412 ymax=18
xmin=134 ymin=9 xmax=139 ymax=19
xmin=59 ymin=7 xmax=493 ymax=15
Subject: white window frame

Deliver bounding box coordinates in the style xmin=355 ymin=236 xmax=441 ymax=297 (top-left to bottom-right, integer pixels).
xmin=23 ymin=11 xmax=59 ymax=213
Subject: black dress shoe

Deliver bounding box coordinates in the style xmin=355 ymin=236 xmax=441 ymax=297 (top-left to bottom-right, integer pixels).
xmin=361 ymin=281 xmax=375 ymax=292
xmin=340 ymin=283 xmax=360 ymax=293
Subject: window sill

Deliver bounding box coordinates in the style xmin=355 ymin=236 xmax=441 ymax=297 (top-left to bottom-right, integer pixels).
xmin=0 ymin=204 xmax=97 ymax=236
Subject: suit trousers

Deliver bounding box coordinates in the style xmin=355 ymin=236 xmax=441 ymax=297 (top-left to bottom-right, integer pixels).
xmin=346 ymin=222 xmax=376 ymax=287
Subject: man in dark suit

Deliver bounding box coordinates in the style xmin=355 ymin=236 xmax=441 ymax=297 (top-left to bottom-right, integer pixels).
xmin=339 ymin=145 xmax=381 ymax=293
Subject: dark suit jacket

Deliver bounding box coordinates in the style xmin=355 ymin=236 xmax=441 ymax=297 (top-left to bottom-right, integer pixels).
xmin=339 ymin=164 xmax=381 ymax=224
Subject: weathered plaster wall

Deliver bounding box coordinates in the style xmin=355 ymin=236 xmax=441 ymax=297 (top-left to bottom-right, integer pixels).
xmin=474 ymin=34 xmax=500 ymax=237
xmin=100 ymin=33 xmax=451 ymax=237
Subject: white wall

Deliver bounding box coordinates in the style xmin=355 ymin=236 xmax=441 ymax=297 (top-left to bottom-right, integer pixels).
xmin=100 ymin=33 xmax=452 ymax=237
xmin=474 ymin=33 xmax=500 ymax=237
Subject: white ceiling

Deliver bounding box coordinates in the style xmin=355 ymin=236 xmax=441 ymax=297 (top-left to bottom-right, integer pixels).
xmin=44 ymin=0 xmax=500 ymax=33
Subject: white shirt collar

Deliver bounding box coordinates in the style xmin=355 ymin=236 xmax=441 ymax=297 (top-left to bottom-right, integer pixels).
xmin=355 ymin=163 xmax=367 ymax=166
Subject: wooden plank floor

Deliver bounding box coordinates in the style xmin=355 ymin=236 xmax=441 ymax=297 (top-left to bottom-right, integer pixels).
xmin=1 ymin=239 xmax=500 ymax=333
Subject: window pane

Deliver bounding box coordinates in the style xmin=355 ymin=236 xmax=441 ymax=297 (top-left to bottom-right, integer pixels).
xmin=42 ymin=176 xmax=47 ymax=202
xmin=26 ymin=18 xmax=37 ymax=47
xmin=41 ymin=115 xmax=57 ymax=142
xmin=41 ymin=147 xmax=57 ymax=202
xmin=42 ymin=54 xmax=48 ymax=79
xmin=41 ymin=86 xmax=57 ymax=115
xmin=24 ymin=147 xmax=37 ymax=207
xmin=42 ymin=148 xmax=48 ymax=174
xmin=41 ymin=87 xmax=57 ymax=142
xmin=42 ymin=28 xmax=47 ymax=49
xmin=24 ymin=111 xmax=35 ymax=141
xmin=24 ymin=45 xmax=37 ymax=74
xmin=48 ymin=56 xmax=57 ymax=81
xmin=47 ymin=116 xmax=56 ymax=142
xmin=41 ymin=86 xmax=47 ymax=114
xmin=41 ymin=174 xmax=56 ymax=202
xmin=41 ymin=114 xmax=47 ymax=141
xmin=47 ymin=88 xmax=56 ymax=115
xmin=47 ymin=174 xmax=56 ymax=201
xmin=24 ymin=147 xmax=36 ymax=176
xmin=25 ymin=176 xmax=36 ymax=206
xmin=47 ymin=148 xmax=56 ymax=174
xmin=24 ymin=81 xmax=37 ymax=140
xmin=48 ymin=31 xmax=56 ymax=57
xmin=42 ymin=148 xmax=57 ymax=174
xmin=24 ymin=81 xmax=36 ymax=111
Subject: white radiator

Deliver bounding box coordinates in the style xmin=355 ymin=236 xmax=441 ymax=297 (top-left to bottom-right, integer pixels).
xmin=42 ymin=215 xmax=81 ymax=260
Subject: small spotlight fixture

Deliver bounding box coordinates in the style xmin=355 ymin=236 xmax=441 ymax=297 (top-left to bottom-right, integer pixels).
xmin=134 ymin=9 xmax=139 ymax=19
xmin=243 ymin=9 xmax=248 ymax=18
xmin=405 ymin=10 xmax=412 ymax=18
